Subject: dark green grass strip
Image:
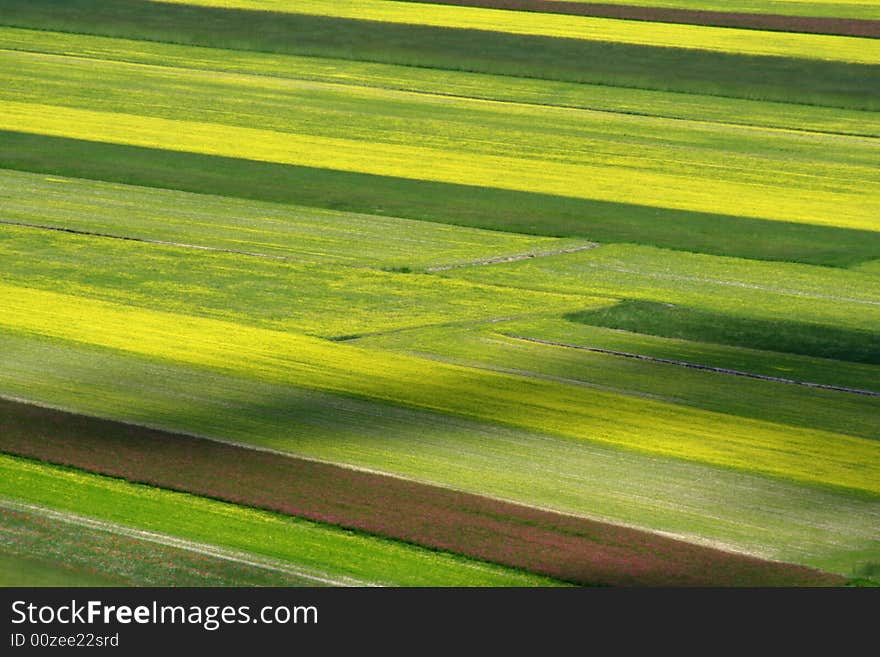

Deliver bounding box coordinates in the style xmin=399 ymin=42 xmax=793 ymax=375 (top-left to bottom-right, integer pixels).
xmin=566 ymin=300 xmax=880 ymax=364
xmin=0 ymin=0 xmax=876 ymax=108
xmin=2 ymin=131 xmax=877 ymax=267
xmin=0 ymin=398 xmax=845 ymax=586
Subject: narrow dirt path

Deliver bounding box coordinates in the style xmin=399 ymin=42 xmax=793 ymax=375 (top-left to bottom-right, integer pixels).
xmin=425 ymin=243 xmax=598 ymax=271
xmin=506 ymin=334 xmax=880 ymax=397
xmin=0 ymin=498 xmax=375 ymax=587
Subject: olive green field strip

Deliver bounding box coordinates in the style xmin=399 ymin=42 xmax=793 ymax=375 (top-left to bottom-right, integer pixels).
xmin=1 ymin=1 xmax=877 ymax=109
xmin=3 ymin=29 xmax=878 ymax=137
xmin=0 ymin=170 xmax=593 ymax=270
xmin=2 ymin=399 xmax=846 ymax=586
xmin=0 ymin=454 xmax=560 ymax=587
xmin=5 ymin=224 xmax=873 ymax=341
xmin=3 ymin=332 xmax=878 ymax=580
xmin=2 ymin=284 xmax=879 ymax=499
xmin=395 ymin=0 xmax=880 ymax=36
xmin=0 ymin=501 xmax=356 ymax=587
xmin=352 ymin=324 xmax=880 ymax=439
xmin=3 ymin=62 xmax=878 ymax=235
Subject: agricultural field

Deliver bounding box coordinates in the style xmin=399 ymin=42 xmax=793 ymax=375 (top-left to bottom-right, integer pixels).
xmin=0 ymin=0 xmax=877 ymax=588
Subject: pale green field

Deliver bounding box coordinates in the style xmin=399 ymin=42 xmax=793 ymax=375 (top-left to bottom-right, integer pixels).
xmin=0 ymin=225 xmax=594 ymax=337
xmin=152 ymin=0 xmax=880 ymax=63
xmin=444 ymin=244 xmax=880 ymax=330
xmin=0 ymin=169 xmax=589 ymax=269
xmin=0 ymin=502 xmax=345 ymax=586
xmin=353 ymin=324 xmax=880 ymax=439
xmin=2 ymin=331 xmax=877 ymax=577
xmin=3 ymin=31 xmax=877 ymax=136
xmin=494 ymin=317 xmax=880 ymax=393
xmin=4 ymin=99 xmax=877 ymax=232
xmin=2 ymin=285 xmax=878 ymax=495
xmin=0 ymin=455 xmax=559 ymax=586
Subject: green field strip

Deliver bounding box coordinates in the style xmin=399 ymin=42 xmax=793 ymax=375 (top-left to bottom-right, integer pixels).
xmin=0 ymin=225 xmax=594 ymax=336
xmin=854 ymin=259 xmax=880 ymax=275
xmin=1 ymin=285 xmax=878 ymax=496
xmin=4 ymin=102 xmax=877 ymax=234
xmin=0 ymin=171 xmax=590 ymax=270
xmin=567 ymin=300 xmax=880 ymax=364
xmin=445 ymin=244 xmax=880 ymax=331
xmin=0 ymin=400 xmax=847 ymax=587
xmin=1 ymin=332 xmax=877 ymax=578
xmin=2 ymin=134 xmax=876 ymax=267
xmin=3 ymin=30 xmax=877 ymax=137
xmin=7 ymin=50 xmax=878 ymax=175
xmin=550 ymin=0 xmax=880 ymax=20
xmin=1 ymin=4 xmax=876 ymax=108
xmin=352 ymin=324 xmax=880 ymax=439
xmin=493 ymin=317 xmax=880 ymax=394
xmin=145 ymin=0 xmax=880 ymax=63
xmin=0 ymin=455 xmax=559 ymax=587
xmin=0 ymin=501 xmax=348 ymax=586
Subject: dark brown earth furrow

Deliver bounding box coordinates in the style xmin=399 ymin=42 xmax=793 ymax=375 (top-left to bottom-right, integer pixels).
xmin=396 ymin=0 xmax=880 ymax=38
xmin=0 ymin=397 xmax=845 ymax=587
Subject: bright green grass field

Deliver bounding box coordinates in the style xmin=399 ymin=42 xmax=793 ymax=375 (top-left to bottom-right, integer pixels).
xmin=0 ymin=455 xmax=560 ymax=587
xmin=1 ymin=330 xmax=877 ymax=578
xmin=495 ymin=316 xmax=880 ymax=394
xmin=0 ymin=502 xmax=342 ymax=586
xmin=0 ymin=225 xmax=594 ymax=337
xmin=2 ymin=285 xmax=878 ymax=496
xmin=352 ymin=324 xmax=880 ymax=440
xmin=3 ymin=30 xmax=877 ymax=137
xmin=150 ymin=0 xmax=880 ymax=63
xmin=552 ymin=0 xmax=880 ymax=19
xmin=1 ymin=1 xmax=876 ymax=108
xmin=0 ymin=169 xmax=590 ymax=269
xmin=444 ymin=244 xmax=880 ymax=331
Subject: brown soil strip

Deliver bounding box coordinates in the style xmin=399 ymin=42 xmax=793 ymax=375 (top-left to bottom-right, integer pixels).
xmin=507 ymin=335 xmax=880 ymax=397
xmin=0 ymin=397 xmax=844 ymax=586
xmin=398 ymin=0 xmax=880 ymax=38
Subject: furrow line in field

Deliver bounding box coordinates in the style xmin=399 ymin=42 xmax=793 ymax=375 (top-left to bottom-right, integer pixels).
xmin=0 ymin=497 xmax=377 ymax=587
xmin=0 ymin=219 xmax=309 ymax=263
xmin=506 ymin=335 xmax=880 ymax=396
xmin=424 ymin=243 xmax=600 ymax=271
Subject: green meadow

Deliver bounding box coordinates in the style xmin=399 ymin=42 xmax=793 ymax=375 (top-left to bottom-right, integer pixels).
xmin=1 ymin=0 xmax=877 ymax=586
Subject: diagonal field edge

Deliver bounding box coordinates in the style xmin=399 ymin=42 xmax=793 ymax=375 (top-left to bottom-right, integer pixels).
xmin=0 ymin=398 xmax=846 ymax=587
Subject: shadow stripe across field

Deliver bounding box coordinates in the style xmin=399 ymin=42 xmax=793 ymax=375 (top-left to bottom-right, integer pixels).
xmin=0 ymin=398 xmax=844 ymax=587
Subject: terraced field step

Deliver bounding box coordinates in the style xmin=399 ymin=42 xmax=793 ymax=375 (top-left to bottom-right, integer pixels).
xmin=0 ymin=398 xmax=845 ymax=587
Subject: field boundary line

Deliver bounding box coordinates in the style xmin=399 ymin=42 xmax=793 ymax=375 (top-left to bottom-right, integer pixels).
xmin=0 ymin=497 xmax=379 ymax=587
xmin=505 ymin=334 xmax=880 ymax=397
xmin=3 ymin=47 xmax=877 ymax=139
xmin=425 ymin=243 xmax=599 ymax=271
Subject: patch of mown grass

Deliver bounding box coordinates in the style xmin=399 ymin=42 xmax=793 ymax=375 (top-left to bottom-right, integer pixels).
xmin=0 ymin=0 xmax=877 ymax=107
xmin=1 ymin=132 xmax=877 ymax=266
xmin=566 ymin=300 xmax=880 ymax=364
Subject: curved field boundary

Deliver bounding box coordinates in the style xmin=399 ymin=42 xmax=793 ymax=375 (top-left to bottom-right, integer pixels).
xmin=0 ymin=398 xmax=844 ymax=587
xmin=398 ymin=0 xmax=880 ymax=38
xmin=507 ymin=335 xmax=880 ymax=397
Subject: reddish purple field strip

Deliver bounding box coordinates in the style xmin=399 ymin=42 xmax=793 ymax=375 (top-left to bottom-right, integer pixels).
xmin=0 ymin=398 xmax=844 ymax=586
xmin=399 ymin=0 xmax=880 ymax=38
